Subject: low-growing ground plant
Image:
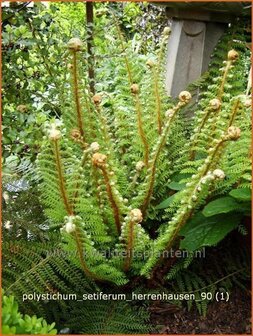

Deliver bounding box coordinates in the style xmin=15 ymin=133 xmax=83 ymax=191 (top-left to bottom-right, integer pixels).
xmin=2 ymin=291 xmax=57 ymax=335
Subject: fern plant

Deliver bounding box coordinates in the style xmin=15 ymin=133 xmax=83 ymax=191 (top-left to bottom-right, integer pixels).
xmin=36 ymin=21 xmax=250 ymax=282
xmin=3 ymin=20 xmax=251 ymax=333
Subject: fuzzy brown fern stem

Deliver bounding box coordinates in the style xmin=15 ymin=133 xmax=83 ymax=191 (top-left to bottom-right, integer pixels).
xmin=71 ymin=145 xmax=95 ymax=208
xmin=131 ymin=84 xmax=149 ymax=166
xmin=218 ymin=64 xmax=231 ymax=100
xmin=113 ymin=18 xmax=151 ymax=163
xmin=53 ymin=139 xmax=73 ymax=216
xmin=91 ymin=166 xmax=110 ymax=226
xmin=67 ymin=38 xmax=86 ymax=138
xmin=217 ymin=55 xmax=235 ymax=100
xmin=214 ymin=50 xmax=239 ymax=122
xmin=124 ymin=219 xmax=135 ymax=272
xmin=93 ymin=95 xmax=113 ymax=151
xmin=73 ymin=228 xmax=101 ymax=281
xmin=49 ymin=128 xmax=100 ymax=280
xmin=157 ymin=27 xmax=171 ymax=74
xmin=128 ymin=161 xmax=145 ymax=193
xmin=141 ymin=93 xmax=191 ymax=217
xmin=228 ymin=98 xmax=241 ymax=127
xmin=102 ymin=166 xmax=121 ymax=234
xmin=189 ymin=99 xmax=221 ymax=160
xmin=124 ymin=209 xmax=143 ymax=272
xmin=71 ymin=51 xmax=85 ymax=138
xmin=92 ymin=153 xmax=127 ymax=234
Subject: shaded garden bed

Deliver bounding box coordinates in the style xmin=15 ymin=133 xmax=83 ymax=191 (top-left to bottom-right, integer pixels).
xmin=150 ymin=287 xmax=251 ymax=334
xmin=149 ymin=231 xmax=251 ymax=334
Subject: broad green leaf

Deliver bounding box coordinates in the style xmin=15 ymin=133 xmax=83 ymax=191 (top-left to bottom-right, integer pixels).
xmin=168 ymin=181 xmax=186 ymax=191
xmin=155 ymin=193 xmax=176 ymax=210
xmin=168 ymin=172 xmax=189 ymax=190
xmin=202 ymin=196 xmax=241 ymax=217
xmin=229 ymin=188 xmax=251 ymax=201
xmin=180 ymin=212 xmax=242 ymax=251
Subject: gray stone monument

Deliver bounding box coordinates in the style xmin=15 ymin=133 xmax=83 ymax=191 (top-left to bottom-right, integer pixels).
xmin=156 ymin=2 xmax=251 ymax=97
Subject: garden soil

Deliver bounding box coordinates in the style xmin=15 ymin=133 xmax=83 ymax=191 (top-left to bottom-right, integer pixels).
xmin=150 ymin=287 xmax=251 ymax=334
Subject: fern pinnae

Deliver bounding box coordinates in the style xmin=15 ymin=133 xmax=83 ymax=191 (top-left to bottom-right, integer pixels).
xmin=141 ymin=124 xmax=242 ymax=276
xmin=6 ymin=255 xmax=51 ymax=295
xmin=93 ymin=95 xmax=114 ymax=154
xmin=157 ymin=27 xmax=171 ymax=75
xmin=131 ymin=84 xmax=149 ymax=166
xmin=73 ymin=226 xmax=101 ymax=281
xmin=112 ymin=17 xmax=151 ymax=166
xmin=42 ymin=128 xmax=104 ymax=280
xmin=139 ymin=92 xmax=191 ymax=218
xmin=71 ymin=146 xmax=94 ymax=210
xmin=92 ymin=152 xmax=128 ymax=234
xmin=52 ymin=138 xmax=74 ymax=216
xmin=227 ymin=98 xmax=242 ymax=127
xmin=189 ymin=103 xmax=218 ymax=160
xmin=148 ymin=61 xmax=162 ymax=134
xmin=113 ymin=15 xmax=133 ymax=85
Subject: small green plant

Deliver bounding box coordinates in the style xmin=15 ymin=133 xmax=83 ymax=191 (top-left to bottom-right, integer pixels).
xmin=2 ymin=292 xmax=57 ymax=335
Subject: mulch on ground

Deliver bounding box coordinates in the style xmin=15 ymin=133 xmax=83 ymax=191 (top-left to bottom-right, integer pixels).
xmin=150 ymin=282 xmax=251 ymax=334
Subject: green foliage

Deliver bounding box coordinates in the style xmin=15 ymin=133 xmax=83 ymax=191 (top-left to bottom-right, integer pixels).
xmin=33 ymin=19 xmax=251 ymax=285
xmin=155 ymin=193 xmax=177 ymax=210
xmin=2 ymin=185 xmax=48 ymax=241
xmin=67 ymin=300 xmax=151 ymax=334
xmin=229 ymin=187 xmax=251 ymax=201
xmin=2 ymin=3 xmax=251 ymax=333
xmin=2 ymin=292 xmax=57 ymax=335
xmin=2 ymin=238 xmax=151 ymax=334
xmin=180 ymin=212 xmax=242 ymax=251
xmin=2 ymin=2 xmax=167 ymax=165
xmin=202 ymin=196 xmax=250 ymax=217
xmin=167 ymin=240 xmax=250 ymax=316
